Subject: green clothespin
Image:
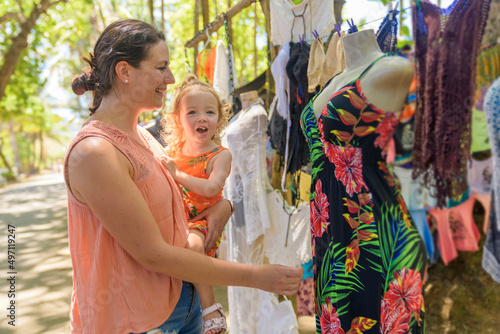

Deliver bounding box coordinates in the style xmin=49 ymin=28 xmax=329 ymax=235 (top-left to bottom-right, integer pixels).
xmin=285 ymin=185 xmax=297 ymax=195
xmin=413 ymin=0 xmax=422 ymax=9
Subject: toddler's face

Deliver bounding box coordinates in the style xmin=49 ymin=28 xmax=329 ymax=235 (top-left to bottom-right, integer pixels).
xmin=179 ymin=90 xmax=219 ymax=144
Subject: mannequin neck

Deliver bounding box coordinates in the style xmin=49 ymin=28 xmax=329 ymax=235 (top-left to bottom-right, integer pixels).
xmin=240 ymin=90 xmax=259 ymax=110
xmin=342 ymin=29 xmax=384 ymax=71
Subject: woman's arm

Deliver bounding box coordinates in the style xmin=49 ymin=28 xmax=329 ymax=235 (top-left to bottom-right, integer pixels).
xmin=68 ymin=138 xmax=302 ymax=295
xmin=162 ymin=150 xmax=231 ymax=198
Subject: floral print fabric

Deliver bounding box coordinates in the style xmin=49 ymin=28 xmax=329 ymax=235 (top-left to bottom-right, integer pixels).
xmin=174 ymin=146 xmax=228 ymax=257
xmin=300 ymin=55 xmax=428 ymax=333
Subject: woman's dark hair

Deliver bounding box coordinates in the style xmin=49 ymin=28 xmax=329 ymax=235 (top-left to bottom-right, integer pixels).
xmin=71 ymin=19 xmax=165 ymax=114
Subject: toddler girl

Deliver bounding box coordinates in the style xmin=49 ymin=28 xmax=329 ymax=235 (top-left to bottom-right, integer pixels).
xmin=162 ymin=74 xmax=231 ymax=334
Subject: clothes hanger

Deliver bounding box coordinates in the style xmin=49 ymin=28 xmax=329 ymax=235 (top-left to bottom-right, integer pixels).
xmin=184 ymin=47 xmax=193 ymax=73
xmin=201 ymin=30 xmax=213 ymax=53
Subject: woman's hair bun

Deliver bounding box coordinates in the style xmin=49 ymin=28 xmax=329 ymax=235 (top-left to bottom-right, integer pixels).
xmin=183 ymin=74 xmax=198 ymax=85
xmin=71 ymin=71 xmax=96 ymax=95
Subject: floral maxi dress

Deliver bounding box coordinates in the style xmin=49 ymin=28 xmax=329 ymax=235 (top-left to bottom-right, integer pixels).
xmin=300 ymin=55 xmax=427 ymax=334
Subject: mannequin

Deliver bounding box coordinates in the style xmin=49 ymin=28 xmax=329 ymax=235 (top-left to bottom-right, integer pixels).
xmin=300 ymin=29 xmax=427 ymax=334
xmin=313 ymin=29 xmax=413 ymax=116
xmin=240 ymin=90 xmax=259 ymax=110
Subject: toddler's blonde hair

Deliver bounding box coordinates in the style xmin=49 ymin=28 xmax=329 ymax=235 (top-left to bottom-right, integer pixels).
xmin=162 ymin=74 xmax=230 ymax=155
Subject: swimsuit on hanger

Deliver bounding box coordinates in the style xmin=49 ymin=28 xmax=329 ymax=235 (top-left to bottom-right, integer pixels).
xmin=376 ymin=9 xmax=399 ymax=53
xmin=301 ymin=54 xmax=427 ymax=334
xmin=307 ymin=32 xmax=346 ymax=93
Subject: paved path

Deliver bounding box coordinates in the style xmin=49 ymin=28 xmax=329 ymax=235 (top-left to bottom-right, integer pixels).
xmin=0 ymin=172 xmax=72 ymax=333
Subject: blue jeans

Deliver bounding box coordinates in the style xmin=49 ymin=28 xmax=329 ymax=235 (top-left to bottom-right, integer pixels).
xmin=135 ymin=281 xmax=203 ymax=334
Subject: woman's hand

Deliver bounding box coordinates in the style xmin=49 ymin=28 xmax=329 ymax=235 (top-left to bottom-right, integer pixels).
xmin=190 ymin=199 xmax=232 ymax=252
xmin=253 ymin=265 xmax=304 ymax=296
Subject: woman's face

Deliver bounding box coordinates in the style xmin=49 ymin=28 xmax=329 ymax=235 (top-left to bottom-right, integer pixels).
xmin=128 ymin=41 xmax=175 ymax=111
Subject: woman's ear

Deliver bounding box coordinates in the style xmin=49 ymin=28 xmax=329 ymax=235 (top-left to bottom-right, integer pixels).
xmin=115 ymin=61 xmax=130 ymax=84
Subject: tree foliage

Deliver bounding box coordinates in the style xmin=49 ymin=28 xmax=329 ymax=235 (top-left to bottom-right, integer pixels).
xmin=0 ymin=0 xmax=335 ymax=180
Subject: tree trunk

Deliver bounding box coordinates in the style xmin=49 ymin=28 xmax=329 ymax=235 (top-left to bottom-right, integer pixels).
xmin=254 ymin=1 xmax=258 ymax=78
xmin=202 ymin=0 xmax=211 ymax=48
xmin=194 ymin=0 xmax=200 ymax=74
xmin=148 ymin=0 xmax=155 ymax=25
xmin=258 ymin=0 xmax=273 ymax=106
xmin=161 ymin=0 xmax=165 ymax=32
xmin=333 ymin=0 xmax=345 ymax=25
xmin=37 ymin=130 xmax=44 ymax=172
xmin=0 ymin=0 xmax=66 ymax=103
xmin=0 ymin=137 xmax=15 ymax=180
xmin=227 ymin=0 xmax=233 ymax=42
xmin=8 ymin=120 xmax=21 ymax=175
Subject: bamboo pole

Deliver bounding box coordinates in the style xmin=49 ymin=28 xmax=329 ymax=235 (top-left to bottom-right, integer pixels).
xmin=185 ymin=0 xmax=255 ymax=48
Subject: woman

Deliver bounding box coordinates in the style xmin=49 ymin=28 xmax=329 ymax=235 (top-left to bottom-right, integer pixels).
xmin=66 ymin=19 xmax=302 ymax=334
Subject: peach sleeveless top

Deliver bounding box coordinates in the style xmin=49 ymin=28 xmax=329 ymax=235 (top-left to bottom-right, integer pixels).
xmin=64 ymin=120 xmax=189 ymax=333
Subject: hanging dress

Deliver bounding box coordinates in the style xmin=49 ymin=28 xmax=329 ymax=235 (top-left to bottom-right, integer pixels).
xmin=300 ymin=55 xmax=427 ymax=333
xmin=482 ymin=77 xmax=500 ymax=283
xmin=223 ymin=101 xmax=298 ymax=333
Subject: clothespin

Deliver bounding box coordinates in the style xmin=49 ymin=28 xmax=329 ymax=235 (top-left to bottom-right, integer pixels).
xmin=347 ymin=19 xmax=358 ymax=34
xmin=389 ymin=1 xmax=399 ymax=20
xmin=413 ymin=0 xmax=422 ymax=10
xmin=313 ymin=29 xmax=319 ymax=39
xmin=334 ymin=21 xmax=342 ymax=37
xmin=298 ymin=33 xmax=303 ymax=46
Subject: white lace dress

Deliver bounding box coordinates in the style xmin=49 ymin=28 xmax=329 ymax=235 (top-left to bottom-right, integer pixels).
xmin=222 ymin=101 xmax=298 ymax=333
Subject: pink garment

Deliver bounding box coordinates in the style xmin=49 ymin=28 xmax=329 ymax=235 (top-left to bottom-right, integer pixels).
xmin=429 ymin=196 xmax=481 ymax=265
xmin=64 ymin=120 xmax=189 ymax=333
xmin=474 ymin=191 xmax=491 ymax=234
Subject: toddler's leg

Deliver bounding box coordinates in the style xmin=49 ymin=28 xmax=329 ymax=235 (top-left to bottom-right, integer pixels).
xmin=187 ymin=231 xmax=226 ymax=334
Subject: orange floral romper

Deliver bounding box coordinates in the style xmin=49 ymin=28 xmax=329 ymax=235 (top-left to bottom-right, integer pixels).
xmin=174 ymin=146 xmax=229 ymax=257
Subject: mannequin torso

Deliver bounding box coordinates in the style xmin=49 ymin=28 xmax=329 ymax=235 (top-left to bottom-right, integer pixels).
xmin=312 ymin=29 xmax=414 ymax=117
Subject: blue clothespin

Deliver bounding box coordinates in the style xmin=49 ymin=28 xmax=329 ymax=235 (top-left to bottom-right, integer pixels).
xmin=347 ymin=19 xmax=358 ymax=34
xmin=334 ymin=20 xmax=342 ymax=37
xmin=313 ymin=29 xmax=319 ymax=39
xmin=298 ymin=33 xmax=303 ymax=46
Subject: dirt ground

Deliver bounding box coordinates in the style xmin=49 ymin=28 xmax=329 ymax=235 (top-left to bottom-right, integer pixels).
xmin=422 ymin=202 xmax=500 ymax=334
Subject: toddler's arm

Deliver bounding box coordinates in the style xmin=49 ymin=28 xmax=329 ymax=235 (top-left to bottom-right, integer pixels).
xmin=163 ymin=150 xmax=231 ymax=198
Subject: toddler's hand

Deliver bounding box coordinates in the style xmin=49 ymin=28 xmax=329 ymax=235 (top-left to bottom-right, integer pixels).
xmin=161 ymin=156 xmax=178 ymax=177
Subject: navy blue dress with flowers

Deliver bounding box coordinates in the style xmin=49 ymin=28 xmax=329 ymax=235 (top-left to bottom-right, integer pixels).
xmin=300 ymin=55 xmax=427 ymax=334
